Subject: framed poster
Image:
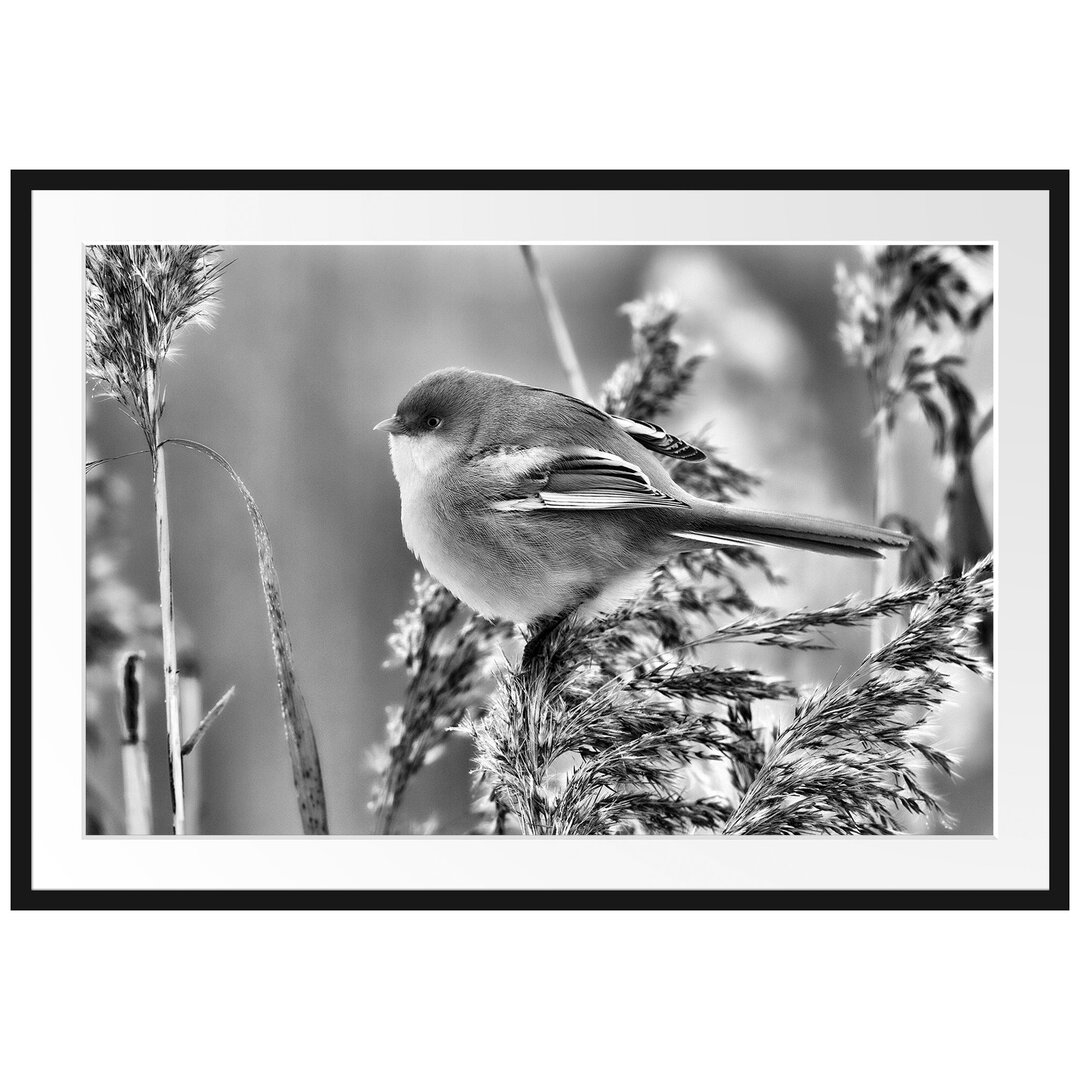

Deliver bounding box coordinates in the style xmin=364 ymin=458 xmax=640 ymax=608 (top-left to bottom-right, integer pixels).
xmin=11 ymin=170 xmax=1067 ymax=909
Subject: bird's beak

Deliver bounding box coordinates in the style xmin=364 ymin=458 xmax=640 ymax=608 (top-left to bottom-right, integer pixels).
xmin=374 ymin=416 xmax=406 ymax=435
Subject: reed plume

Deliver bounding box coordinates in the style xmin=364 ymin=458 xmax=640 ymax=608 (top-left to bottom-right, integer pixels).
xmin=369 ymin=575 xmax=512 ymax=833
xmin=725 ymin=557 xmax=992 ymax=834
xmin=835 ymin=244 xmax=993 ymax=651
xmin=86 ymin=246 xmax=224 ymax=834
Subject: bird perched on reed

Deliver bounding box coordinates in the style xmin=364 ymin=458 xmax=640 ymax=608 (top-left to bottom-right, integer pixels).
xmin=377 ymin=368 xmax=908 ymax=657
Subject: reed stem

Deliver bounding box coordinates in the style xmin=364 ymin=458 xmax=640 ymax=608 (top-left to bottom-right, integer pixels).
xmin=178 ymin=654 xmax=203 ymax=834
xmin=374 ymin=797 xmax=395 ymax=836
xmin=869 ymin=421 xmax=890 ymax=654
xmin=148 ymin=368 xmax=186 ymax=835
xmin=520 ymin=245 xmax=593 ymax=403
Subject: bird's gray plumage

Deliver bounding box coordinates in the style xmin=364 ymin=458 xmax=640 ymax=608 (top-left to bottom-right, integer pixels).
xmin=382 ymin=368 xmax=908 ymax=623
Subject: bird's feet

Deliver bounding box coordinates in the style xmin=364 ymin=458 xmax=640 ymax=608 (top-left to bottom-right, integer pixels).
xmin=521 ymin=613 xmax=568 ymax=671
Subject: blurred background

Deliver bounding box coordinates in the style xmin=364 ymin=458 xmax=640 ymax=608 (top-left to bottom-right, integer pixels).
xmin=85 ymin=245 xmax=994 ymax=835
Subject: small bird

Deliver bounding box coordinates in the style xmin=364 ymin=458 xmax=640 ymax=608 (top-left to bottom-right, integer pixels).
xmin=377 ymin=368 xmax=908 ymax=647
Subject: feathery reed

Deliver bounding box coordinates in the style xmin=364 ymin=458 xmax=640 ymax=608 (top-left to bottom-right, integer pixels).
xmin=369 ymin=575 xmax=512 ymax=833
xmin=835 ymin=245 xmax=993 ymax=652
xmin=86 ymin=246 xmax=224 ymax=833
xmin=602 ymin=294 xmax=707 ymax=419
xmin=725 ymin=557 xmax=992 ymax=834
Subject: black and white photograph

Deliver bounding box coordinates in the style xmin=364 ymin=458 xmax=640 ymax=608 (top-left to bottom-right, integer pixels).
xmin=84 ymin=241 xmax=996 ymax=839
xmin=12 ymin=173 xmax=1061 ymax=910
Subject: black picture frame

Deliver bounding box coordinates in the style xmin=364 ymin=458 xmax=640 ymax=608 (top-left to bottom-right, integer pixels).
xmin=10 ymin=169 xmax=1069 ymax=911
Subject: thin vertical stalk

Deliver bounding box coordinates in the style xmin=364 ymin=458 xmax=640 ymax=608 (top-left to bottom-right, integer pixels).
xmin=117 ymin=653 xmax=153 ymax=835
xmin=520 ymin=245 xmax=593 ymax=403
xmin=178 ymin=654 xmax=203 ymax=834
xmin=374 ymin=799 xmax=394 ymax=836
xmin=147 ymin=368 xmax=186 ymax=835
xmin=869 ymin=421 xmax=890 ymax=654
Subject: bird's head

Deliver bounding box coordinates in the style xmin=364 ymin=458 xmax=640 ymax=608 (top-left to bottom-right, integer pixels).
xmin=375 ymin=368 xmax=508 ymax=443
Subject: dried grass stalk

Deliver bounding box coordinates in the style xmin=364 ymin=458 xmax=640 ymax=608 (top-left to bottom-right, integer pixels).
xmin=521 ymin=245 xmax=593 ymax=403
xmin=86 ymin=245 xmax=225 ymax=834
xmin=166 ymin=439 xmax=329 ymax=834
xmin=149 ymin=387 xmax=186 ymax=833
xmin=87 ymin=247 xmax=331 ymax=835
xmin=369 ymin=575 xmax=511 ymax=833
xmin=725 ymin=557 xmax=992 ymax=834
xmin=178 ymin=654 xmax=204 ymax=833
xmin=835 ymin=245 xmax=993 ymax=653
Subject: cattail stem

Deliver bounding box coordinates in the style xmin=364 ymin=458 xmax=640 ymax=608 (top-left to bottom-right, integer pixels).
xmin=117 ymin=653 xmax=153 ymax=835
xmin=520 ymin=245 xmax=593 ymax=404
xmin=148 ymin=370 xmax=186 ymax=835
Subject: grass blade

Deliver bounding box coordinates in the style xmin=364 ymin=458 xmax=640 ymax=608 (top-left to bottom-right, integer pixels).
xmin=182 ymin=685 xmax=237 ymax=756
xmin=165 ymin=438 xmax=329 ymax=834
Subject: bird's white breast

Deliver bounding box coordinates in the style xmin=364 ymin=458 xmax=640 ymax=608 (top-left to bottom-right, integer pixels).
xmin=390 ymin=435 xmax=447 ymax=552
xmin=388 ymin=434 xmax=495 ymax=612
xmin=388 ymin=433 xmax=459 ymax=503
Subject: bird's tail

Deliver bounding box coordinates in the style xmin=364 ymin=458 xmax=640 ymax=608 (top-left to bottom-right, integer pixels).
xmin=671 ymin=502 xmax=909 ymax=560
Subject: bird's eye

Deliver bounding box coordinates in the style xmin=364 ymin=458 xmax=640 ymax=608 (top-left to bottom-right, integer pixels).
xmin=426 ymin=416 xmax=442 ymax=429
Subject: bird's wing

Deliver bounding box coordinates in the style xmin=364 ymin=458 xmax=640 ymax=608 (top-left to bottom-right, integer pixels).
xmin=519 ymin=384 xmax=706 ymax=462
xmin=487 ymin=446 xmax=687 ymax=512
xmin=609 ymin=416 xmax=706 ymax=461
